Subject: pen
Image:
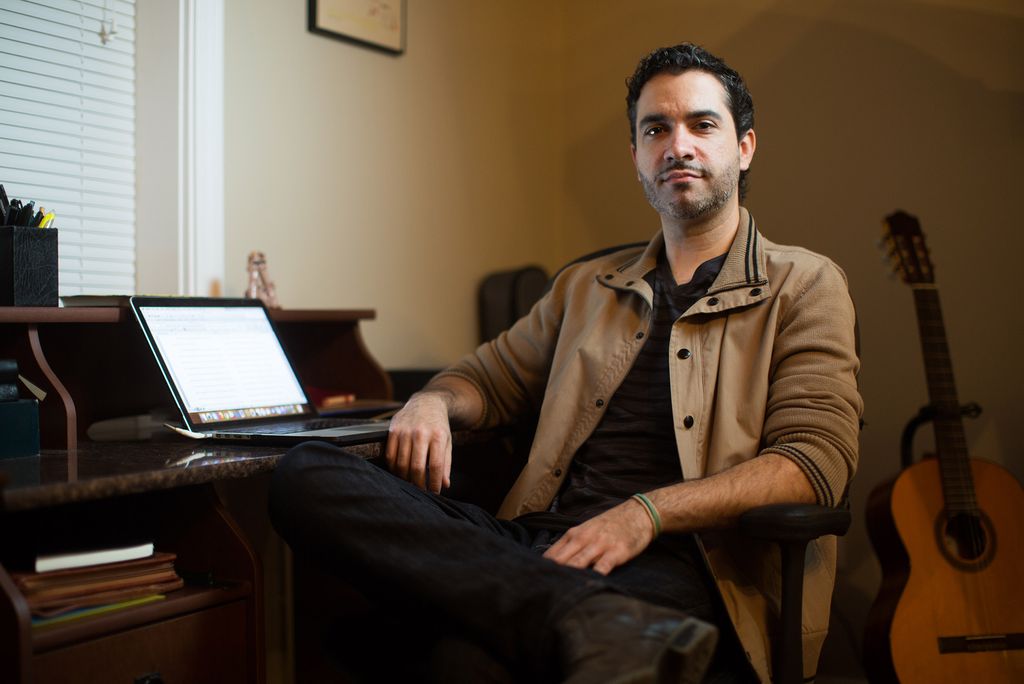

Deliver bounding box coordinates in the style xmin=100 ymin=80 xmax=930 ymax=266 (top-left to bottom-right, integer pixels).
xmin=40 ymin=212 xmax=55 ymax=228
xmin=6 ymin=199 xmax=22 ymax=226
xmin=18 ymin=201 xmax=35 ymax=227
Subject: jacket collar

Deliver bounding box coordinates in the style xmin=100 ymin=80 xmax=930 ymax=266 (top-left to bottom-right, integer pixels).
xmin=598 ymin=208 xmax=771 ymax=312
xmin=709 ymin=207 xmax=769 ymax=292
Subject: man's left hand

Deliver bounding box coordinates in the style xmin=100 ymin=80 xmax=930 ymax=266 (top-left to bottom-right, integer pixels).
xmin=543 ymin=498 xmax=656 ymax=575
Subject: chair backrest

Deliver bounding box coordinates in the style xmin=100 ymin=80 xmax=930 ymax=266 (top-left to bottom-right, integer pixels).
xmin=477 ymin=243 xmax=649 ymax=345
xmin=477 ymin=265 xmax=548 ymax=344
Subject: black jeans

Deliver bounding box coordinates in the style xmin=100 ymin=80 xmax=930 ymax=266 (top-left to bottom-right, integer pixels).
xmin=268 ymin=441 xmax=754 ymax=682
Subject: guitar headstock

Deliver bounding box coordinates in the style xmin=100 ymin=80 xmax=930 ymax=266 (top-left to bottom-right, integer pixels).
xmin=882 ymin=210 xmax=934 ymax=285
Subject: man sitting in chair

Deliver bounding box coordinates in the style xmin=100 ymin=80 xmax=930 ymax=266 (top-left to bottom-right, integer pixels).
xmin=270 ymin=42 xmax=862 ymax=684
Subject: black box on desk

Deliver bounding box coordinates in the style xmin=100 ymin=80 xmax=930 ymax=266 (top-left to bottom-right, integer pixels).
xmin=0 ymin=226 xmax=59 ymax=306
xmin=0 ymin=399 xmax=40 ymax=458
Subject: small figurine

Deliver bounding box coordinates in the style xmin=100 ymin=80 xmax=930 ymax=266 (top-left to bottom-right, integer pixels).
xmin=245 ymin=251 xmax=280 ymax=309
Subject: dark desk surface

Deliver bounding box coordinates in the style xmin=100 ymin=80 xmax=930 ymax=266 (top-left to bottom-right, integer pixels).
xmin=0 ymin=440 xmax=383 ymax=512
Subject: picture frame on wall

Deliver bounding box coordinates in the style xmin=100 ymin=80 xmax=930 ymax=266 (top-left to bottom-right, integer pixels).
xmin=308 ymin=0 xmax=406 ymax=54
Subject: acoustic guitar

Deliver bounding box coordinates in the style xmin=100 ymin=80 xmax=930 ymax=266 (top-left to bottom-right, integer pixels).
xmin=864 ymin=210 xmax=1024 ymax=682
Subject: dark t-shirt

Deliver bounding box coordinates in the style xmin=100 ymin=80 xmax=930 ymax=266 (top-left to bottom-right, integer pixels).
xmin=553 ymin=250 xmax=727 ymax=521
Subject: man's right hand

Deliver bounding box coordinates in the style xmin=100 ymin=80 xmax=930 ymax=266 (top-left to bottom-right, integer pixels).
xmin=384 ymin=391 xmax=453 ymax=494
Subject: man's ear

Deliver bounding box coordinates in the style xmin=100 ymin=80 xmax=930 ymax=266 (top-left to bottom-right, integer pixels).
xmin=739 ymin=128 xmax=756 ymax=171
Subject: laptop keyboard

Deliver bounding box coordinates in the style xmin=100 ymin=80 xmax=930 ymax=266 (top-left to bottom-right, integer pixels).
xmin=218 ymin=418 xmax=372 ymax=434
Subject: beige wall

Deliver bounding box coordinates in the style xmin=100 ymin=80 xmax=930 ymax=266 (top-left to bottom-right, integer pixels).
xmin=224 ymin=0 xmax=566 ymax=368
xmin=224 ymin=0 xmax=1022 ymax=677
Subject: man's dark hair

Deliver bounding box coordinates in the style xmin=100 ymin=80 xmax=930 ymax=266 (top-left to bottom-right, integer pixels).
xmin=626 ymin=43 xmax=755 ymax=200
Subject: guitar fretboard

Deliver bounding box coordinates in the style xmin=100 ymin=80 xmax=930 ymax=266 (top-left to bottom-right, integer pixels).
xmin=911 ymin=285 xmax=977 ymax=514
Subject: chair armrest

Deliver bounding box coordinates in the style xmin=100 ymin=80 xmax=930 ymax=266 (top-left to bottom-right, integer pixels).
xmin=738 ymin=503 xmax=851 ymax=684
xmin=738 ymin=503 xmax=851 ymax=544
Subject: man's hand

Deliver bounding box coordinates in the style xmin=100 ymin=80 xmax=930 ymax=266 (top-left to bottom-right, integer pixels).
xmin=385 ymin=392 xmax=453 ymax=493
xmin=543 ymin=498 xmax=656 ymax=575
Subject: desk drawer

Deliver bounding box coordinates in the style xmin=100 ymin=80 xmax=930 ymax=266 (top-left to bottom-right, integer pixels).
xmin=33 ymin=600 xmax=248 ymax=684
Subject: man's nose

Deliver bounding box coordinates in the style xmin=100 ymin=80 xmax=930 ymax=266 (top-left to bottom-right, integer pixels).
xmin=665 ymin=129 xmax=695 ymax=162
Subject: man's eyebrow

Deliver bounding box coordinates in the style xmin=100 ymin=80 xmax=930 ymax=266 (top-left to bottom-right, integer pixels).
xmin=638 ymin=113 xmax=670 ymax=129
xmin=685 ymin=109 xmax=723 ymax=121
xmin=638 ymin=109 xmax=724 ymax=129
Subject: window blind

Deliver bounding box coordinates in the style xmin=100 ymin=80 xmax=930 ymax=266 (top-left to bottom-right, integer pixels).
xmin=0 ymin=0 xmax=136 ymax=295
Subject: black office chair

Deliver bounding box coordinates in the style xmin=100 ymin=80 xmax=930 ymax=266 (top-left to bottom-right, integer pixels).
xmin=478 ymin=264 xmax=550 ymax=344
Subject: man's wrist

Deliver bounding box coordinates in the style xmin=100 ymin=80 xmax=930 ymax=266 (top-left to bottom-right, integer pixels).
xmin=410 ymin=387 xmax=456 ymax=413
xmin=631 ymin=493 xmax=662 ymax=538
xmin=414 ymin=384 xmax=471 ymax=428
xmin=412 ymin=374 xmax=485 ymax=430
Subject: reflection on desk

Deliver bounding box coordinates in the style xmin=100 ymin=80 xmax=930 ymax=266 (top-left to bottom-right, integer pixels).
xmin=0 ymin=440 xmax=383 ymax=513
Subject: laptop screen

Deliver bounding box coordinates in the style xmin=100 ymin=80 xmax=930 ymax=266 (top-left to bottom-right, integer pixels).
xmin=135 ymin=301 xmax=313 ymax=426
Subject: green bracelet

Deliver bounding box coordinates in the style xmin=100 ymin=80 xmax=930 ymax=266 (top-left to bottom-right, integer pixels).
xmin=632 ymin=493 xmax=662 ymax=537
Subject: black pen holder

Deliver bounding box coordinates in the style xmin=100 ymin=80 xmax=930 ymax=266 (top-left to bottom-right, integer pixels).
xmin=0 ymin=226 xmax=58 ymax=306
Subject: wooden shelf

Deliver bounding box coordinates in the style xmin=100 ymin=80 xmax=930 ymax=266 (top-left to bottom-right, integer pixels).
xmin=0 ymin=307 xmax=127 ymax=323
xmin=0 ymin=306 xmax=391 ymax=449
xmin=0 ymin=307 xmax=378 ymax=323
xmin=269 ymin=308 xmax=376 ymax=322
xmin=0 ymin=483 xmax=265 ymax=683
xmin=32 ymin=582 xmax=251 ymax=653
xmin=0 ymin=306 xmax=376 ymax=324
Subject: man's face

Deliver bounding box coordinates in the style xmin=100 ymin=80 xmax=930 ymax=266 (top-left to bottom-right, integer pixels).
xmin=630 ymin=70 xmax=755 ymax=222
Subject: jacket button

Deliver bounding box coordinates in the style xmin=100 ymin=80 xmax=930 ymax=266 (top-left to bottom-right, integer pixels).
xmin=554 ymin=468 xmax=562 ymax=477
xmin=750 ymin=288 xmax=762 ymax=296
xmin=707 ymin=297 xmax=719 ymax=306
xmin=677 ymin=348 xmax=691 ymax=359
xmin=595 ymin=399 xmax=605 ymax=407
xmin=635 ymin=331 xmax=645 ymax=340
xmin=683 ymin=415 xmax=694 ymax=428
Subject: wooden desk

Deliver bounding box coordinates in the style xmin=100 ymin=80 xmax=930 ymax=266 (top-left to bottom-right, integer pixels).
xmin=0 ymin=443 xmax=275 ymax=683
xmin=0 ymin=305 xmax=393 ymax=683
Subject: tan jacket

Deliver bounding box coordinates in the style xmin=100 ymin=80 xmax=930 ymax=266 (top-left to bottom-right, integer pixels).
xmin=438 ymin=208 xmax=863 ymax=681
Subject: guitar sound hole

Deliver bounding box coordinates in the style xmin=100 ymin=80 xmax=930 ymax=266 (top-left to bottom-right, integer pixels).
xmin=944 ymin=513 xmax=985 ymax=559
xmin=936 ymin=510 xmax=995 ymax=570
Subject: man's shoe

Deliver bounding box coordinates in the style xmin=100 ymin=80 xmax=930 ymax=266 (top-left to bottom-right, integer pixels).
xmin=557 ymin=593 xmax=718 ymax=684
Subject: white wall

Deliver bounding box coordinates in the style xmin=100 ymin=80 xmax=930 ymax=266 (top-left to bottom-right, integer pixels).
xmin=135 ymin=0 xmax=181 ymax=296
xmin=223 ymin=0 xmax=565 ymax=368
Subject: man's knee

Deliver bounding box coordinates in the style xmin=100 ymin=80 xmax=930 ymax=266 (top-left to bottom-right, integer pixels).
xmin=269 ymin=442 xmax=364 ymax=529
xmin=273 ymin=440 xmax=334 ymax=487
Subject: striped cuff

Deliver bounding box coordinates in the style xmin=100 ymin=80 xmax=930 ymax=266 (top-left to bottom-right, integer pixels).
xmin=765 ymin=443 xmax=835 ymax=507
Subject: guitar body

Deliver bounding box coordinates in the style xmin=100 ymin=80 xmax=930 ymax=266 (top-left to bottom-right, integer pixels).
xmin=866 ymin=457 xmax=1024 ymax=682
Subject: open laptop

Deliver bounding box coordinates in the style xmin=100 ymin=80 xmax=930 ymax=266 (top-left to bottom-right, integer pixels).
xmin=130 ymin=296 xmax=391 ymax=445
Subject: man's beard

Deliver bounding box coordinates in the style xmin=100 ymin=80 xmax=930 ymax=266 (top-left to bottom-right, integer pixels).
xmin=640 ymin=159 xmax=738 ymax=220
